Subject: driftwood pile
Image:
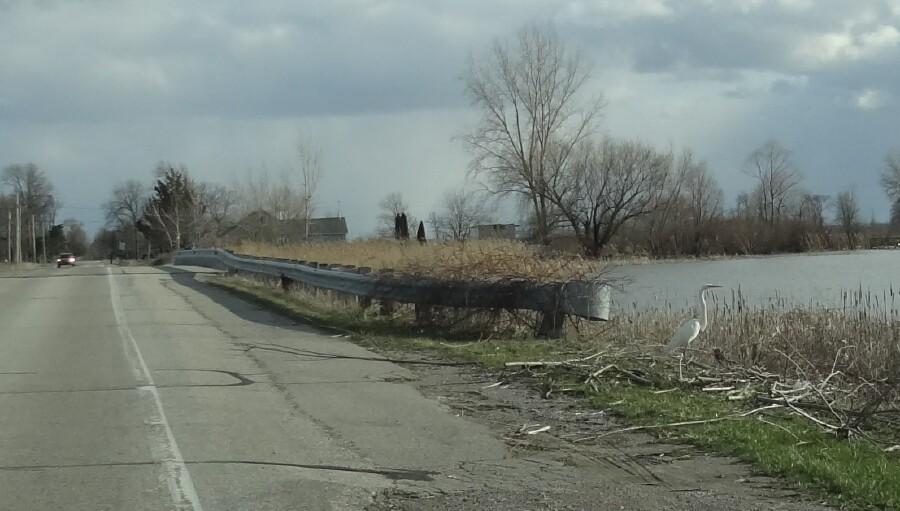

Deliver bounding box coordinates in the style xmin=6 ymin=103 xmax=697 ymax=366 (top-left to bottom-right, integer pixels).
xmin=503 ymin=345 xmax=900 ymax=449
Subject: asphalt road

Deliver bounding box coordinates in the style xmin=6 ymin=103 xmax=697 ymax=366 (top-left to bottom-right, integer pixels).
xmin=0 ymin=261 xmax=506 ymax=510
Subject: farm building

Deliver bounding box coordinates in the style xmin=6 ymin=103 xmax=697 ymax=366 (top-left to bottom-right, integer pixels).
xmin=223 ymin=211 xmax=348 ymax=245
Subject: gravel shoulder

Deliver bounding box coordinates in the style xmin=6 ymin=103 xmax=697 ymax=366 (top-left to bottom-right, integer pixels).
xmin=365 ymin=352 xmax=832 ymax=511
xmin=177 ymin=269 xmax=835 ymax=511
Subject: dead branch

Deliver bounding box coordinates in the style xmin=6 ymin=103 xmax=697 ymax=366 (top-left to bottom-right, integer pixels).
xmin=755 ymin=416 xmax=801 ymax=442
xmin=774 ymin=390 xmax=843 ymax=432
xmin=504 ymin=361 xmax=570 ymax=369
xmin=577 ymin=404 xmax=783 ymax=442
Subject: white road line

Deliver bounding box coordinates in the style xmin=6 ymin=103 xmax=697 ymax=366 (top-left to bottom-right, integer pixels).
xmin=107 ymin=268 xmax=204 ymax=511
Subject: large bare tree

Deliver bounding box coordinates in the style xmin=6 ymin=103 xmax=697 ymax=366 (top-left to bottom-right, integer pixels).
xmin=431 ymin=188 xmax=491 ymax=241
xmin=743 ymin=140 xmax=802 ymax=225
xmin=462 ymin=23 xmax=604 ymax=244
xmin=555 ymin=137 xmax=671 ymax=256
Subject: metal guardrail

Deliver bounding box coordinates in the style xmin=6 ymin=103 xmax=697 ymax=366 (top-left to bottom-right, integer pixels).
xmin=173 ymin=248 xmax=610 ymax=336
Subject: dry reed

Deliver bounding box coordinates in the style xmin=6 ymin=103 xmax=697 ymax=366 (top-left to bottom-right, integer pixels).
xmin=598 ymin=289 xmax=900 ymax=409
xmin=226 ymin=239 xmax=600 ymax=282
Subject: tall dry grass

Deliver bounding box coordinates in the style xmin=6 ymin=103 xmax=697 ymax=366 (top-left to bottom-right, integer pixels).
xmin=227 ymin=239 xmax=898 ymax=405
xmin=226 ymin=239 xmax=600 ymax=282
xmin=603 ymin=289 xmax=900 ymax=407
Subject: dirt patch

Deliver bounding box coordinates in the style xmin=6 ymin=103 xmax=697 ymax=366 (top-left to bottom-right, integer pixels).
xmin=366 ymin=351 xmax=831 ymax=511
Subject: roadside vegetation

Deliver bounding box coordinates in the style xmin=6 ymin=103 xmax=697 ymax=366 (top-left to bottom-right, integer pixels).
xmin=226 ymin=239 xmax=600 ymax=281
xmin=213 ymin=271 xmax=900 ymax=510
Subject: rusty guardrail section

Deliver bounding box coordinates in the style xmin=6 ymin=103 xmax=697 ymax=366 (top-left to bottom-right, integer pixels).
xmin=173 ymin=248 xmax=610 ymax=337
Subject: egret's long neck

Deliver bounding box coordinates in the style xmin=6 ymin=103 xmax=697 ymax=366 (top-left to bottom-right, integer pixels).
xmin=698 ymin=289 xmax=709 ymax=331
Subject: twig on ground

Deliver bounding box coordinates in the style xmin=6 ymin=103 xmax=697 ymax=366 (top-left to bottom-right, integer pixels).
xmin=755 ymin=416 xmax=802 ymax=442
xmin=584 ymin=364 xmax=617 ymax=384
xmin=618 ymin=369 xmax=653 ymax=386
xmin=774 ymin=390 xmax=843 ymax=433
xmin=575 ymin=404 xmax=783 ymax=442
xmin=505 ymin=361 xmax=569 ymax=369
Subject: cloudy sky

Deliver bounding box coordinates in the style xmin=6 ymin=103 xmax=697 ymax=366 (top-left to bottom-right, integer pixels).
xmin=1 ymin=0 xmax=899 ymax=237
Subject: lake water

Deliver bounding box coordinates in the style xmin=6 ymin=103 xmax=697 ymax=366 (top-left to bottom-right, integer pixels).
xmin=604 ymin=249 xmax=900 ymax=314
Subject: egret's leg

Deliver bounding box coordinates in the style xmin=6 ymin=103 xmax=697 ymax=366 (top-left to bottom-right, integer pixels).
xmin=678 ymin=351 xmax=685 ymax=381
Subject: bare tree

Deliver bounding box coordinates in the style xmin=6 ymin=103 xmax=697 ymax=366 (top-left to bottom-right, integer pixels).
xmin=192 ymin=182 xmax=236 ymax=246
xmin=104 ymin=180 xmax=145 ymax=258
xmin=432 ymin=188 xmax=491 ymax=241
xmin=2 ymin=163 xmax=57 ymax=217
xmin=428 ymin=211 xmax=443 ymax=240
xmin=232 ymin=170 xmax=304 ymax=221
xmin=743 ymin=140 xmax=802 ymax=225
xmin=835 ymin=189 xmax=860 ymax=248
xmin=798 ymin=193 xmax=828 ymax=229
xmin=462 ymin=23 xmax=604 ymax=244
xmin=2 ymin=163 xmax=59 ymax=260
xmin=685 ymin=158 xmax=724 ymax=254
xmin=555 ymin=137 xmax=671 ymax=256
xmin=377 ymin=192 xmax=416 ymax=238
xmin=297 ymin=139 xmax=322 ymax=239
xmin=641 ymin=148 xmax=693 ymax=256
xmin=880 ymin=150 xmax=900 ymax=201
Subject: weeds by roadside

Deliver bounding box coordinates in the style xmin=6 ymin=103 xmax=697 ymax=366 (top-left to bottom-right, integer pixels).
xmin=210 ymin=272 xmax=900 ymax=509
xmin=226 ymin=239 xmax=601 ymax=282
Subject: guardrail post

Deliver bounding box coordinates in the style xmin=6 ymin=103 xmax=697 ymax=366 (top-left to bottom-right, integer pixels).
xmin=536 ymin=311 xmax=566 ymax=339
xmin=379 ymin=300 xmax=395 ymax=316
xmin=415 ymin=304 xmax=434 ymax=324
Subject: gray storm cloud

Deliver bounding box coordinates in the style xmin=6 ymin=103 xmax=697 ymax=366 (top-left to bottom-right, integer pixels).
xmin=0 ymin=0 xmax=897 ymax=235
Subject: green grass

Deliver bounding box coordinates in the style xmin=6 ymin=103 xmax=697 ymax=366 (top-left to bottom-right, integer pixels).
xmin=586 ymin=383 xmax=900 ymax=509
xmin=212 ymin=275 xmax=900 ymax=510
xmin=210 ymin=276 xmax=571 ymax=367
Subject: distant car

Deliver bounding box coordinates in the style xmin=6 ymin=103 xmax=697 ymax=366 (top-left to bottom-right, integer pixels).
xmin=57 ymin=253 xmax=76 ymax=268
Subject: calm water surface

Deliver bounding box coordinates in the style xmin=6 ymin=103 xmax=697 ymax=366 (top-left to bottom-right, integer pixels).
xmin=605 ymin=250 xmax=900 ymax=314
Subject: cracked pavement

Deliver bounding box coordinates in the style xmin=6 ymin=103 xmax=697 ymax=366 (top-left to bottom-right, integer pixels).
xmin=0 ymin=262 xmax=835 ymax=510
xmin=0 ymin=262 xmax=515 ymax=510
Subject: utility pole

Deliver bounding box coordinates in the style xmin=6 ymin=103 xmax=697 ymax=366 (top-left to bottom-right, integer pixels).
xmin=15 ymin=193 xmax=21 ymax=264
xmin=41 ymin=220 xmax=47 ymax=264
xmin=31 ymin=215 xmax=36 ymax=263
xmin=6 ymin=211 xmax=10 ymax=263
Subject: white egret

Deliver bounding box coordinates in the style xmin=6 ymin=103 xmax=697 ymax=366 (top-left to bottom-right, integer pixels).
xmin=663 ymin=284 xmax=721 ymax=355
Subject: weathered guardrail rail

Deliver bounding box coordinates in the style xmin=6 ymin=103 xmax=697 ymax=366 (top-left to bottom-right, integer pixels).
xmin=173 ymin=248 xmax=610 ymax=337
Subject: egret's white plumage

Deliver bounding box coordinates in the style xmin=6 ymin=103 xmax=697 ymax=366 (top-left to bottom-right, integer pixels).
xmin=663 ymin=284 xmax=721 ymax=354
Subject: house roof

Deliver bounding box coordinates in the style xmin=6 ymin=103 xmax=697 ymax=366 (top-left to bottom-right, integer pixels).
xmin=477 ymin=223 xmax=518 ymax=229
xmin=307 ymin=217 xmax=348 ymax=236
xmin=224 ymin=211 xmax=348 ymax=238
